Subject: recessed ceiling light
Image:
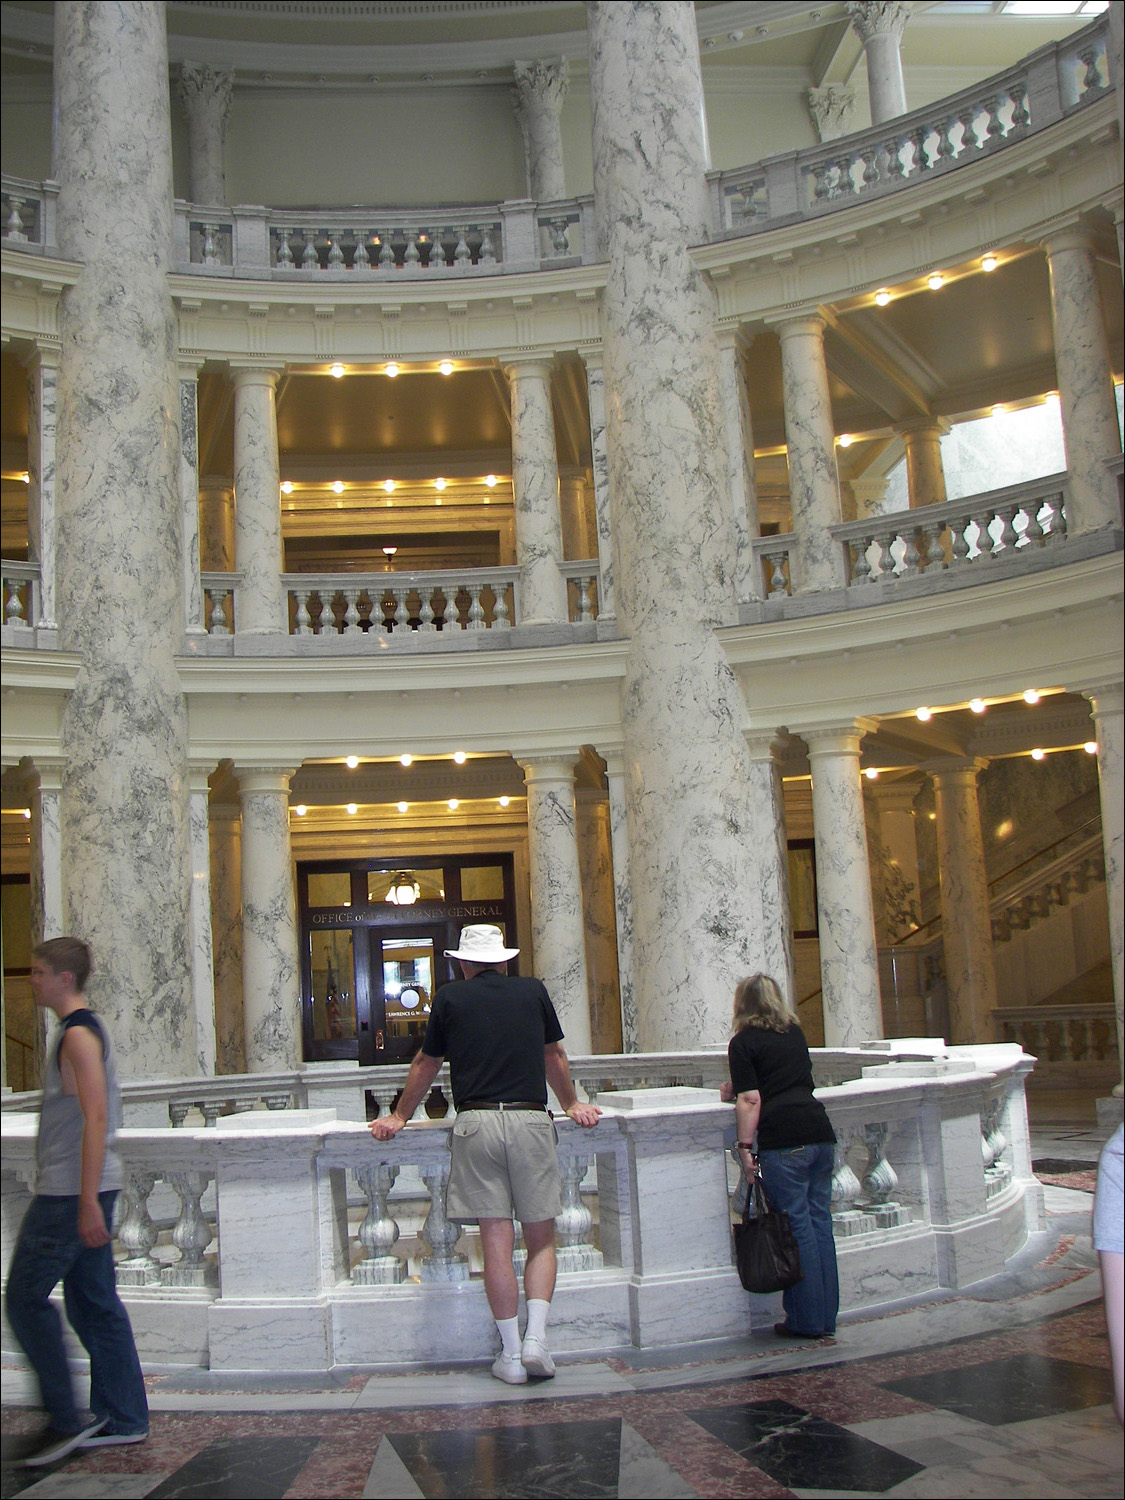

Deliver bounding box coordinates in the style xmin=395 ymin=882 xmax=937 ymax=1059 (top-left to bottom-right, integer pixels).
xmin=447 ymin=798 xmax=459 ymax=810
xmin=332 ymin=480 xmax=345 ymax=494
xmin=385 ymin=363 xmax=400 ymax=378
xmin=397 ymin=800 xmax=409 ymax=812
xmin=346 ymin=802 xmax=358 ymax=814
xmin=294 ymin=804 xmax=307 ymax=816
xmin=864 ymin=768 xmax=879 ymax=780
xmin=400 ymin=753 xmax=413 ymax=767
xmin=484 ymin=474 xmax=497 ymax=488
xmin=969 ymin=698 xmax=986 ymax=714
xmin=452 ymin=751 xmax=467 ymax=764
xmin=1084 ymin=741 xmax=1098 ymax=755
xmin=874 ymin=289 xmax=891 ymax=307
xmin=330 ymin=363 xmax=345 ymax=378
xmin=1023 ymin=689 xmax=1040 ymax=705
xmin=383 ymin=479 xmax=395 ymax=494
xmin=927 ymin=273 xmax=944 ymax=291
xmin=1030 ymin=749 xmax=1045 ymax=761
xmin=498 ymin=795 xmax=510 ymax=807
xmin=916 ymin=707 xmax=932 ymax=722
xmin=435 ymin=477 xmax=446 ymax=491
xmin=280 ymin=481 xmax=294 ymax=494
xmin=439 ymin=360 xmax=454 ymax=376
xmin=981 ymin=254 xmax=998 ymax=273
xmin=345 ymin=755 xmax=359 ymax=769
xmin=838 ymin=434 xmax=854 ymax=447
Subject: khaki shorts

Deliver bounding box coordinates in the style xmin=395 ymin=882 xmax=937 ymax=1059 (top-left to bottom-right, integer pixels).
xmin=446 ymin=1109 xmax=562 ymax=1223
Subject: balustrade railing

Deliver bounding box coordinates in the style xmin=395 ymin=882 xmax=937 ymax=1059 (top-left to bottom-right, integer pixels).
xmin=561 ymin=560 xmax=600 ymax=624
xmin=283 ymin=567 xmax=517 ymax=639
xmin=989 ymin=832 xmax=1105 ymax=943
xmin=993 ymin=1003 xmax=1118 ymax=1075
xmin=200 ymin=570 xmax=239 ymax=636
xmin=1 ymin=561 xmax=39 ymax=638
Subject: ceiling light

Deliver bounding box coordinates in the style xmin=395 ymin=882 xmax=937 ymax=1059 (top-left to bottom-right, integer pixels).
xmin=837 ymin=434 xmax=854 ymax=447
xmin=382 ymin=545 xmax=397 ymax=559
xmin=484 ymin=474 xmax=497 ymax=488
xmin=280 ymin=481 xmax=294 ymax=495
xmin=927 ymin=273 xmax=944 ymax=291
xmin=385 ymin=872 xmax=420 ymax=906
xmin=294 ymin=804 xmax=307 ymax=816
xmin=1084 ymin=741 xmax=1098 ymax=755
xmin=434 ymin=477 xmax=447 ymax=491
xmin=969 ymin=698 xmax=986 ymax=714
xmin=864 ymin=768 xmax=879 ymax=780
xmin=400 ymin=753 xmax=413 ymax=767
xmin=498 ymin=795 xmax=510 ymax=807
xmin=345 ymin=755 xmax=359 ymax=769
xmin=991 ymin=405 xmax=1005 ymax=419
xmin=874 ymin=289 xmax=891 ymax=307
xmin=383 ymin=479 xmax=395 ymax=494
xmin=22 ymin=808 xmax=31 ymax=819
xmin=981 ymin=254 xmax=998 ymax=273
xmin=447 ymin=798 xmax=459 ymax=810
xmin=330 ymin=363 xmax=345 ymax=378
xmin=1044 ymin=391 xmax=1060 ymax=409
xmin=1030 ymin=749 xmax=1045 ymax=761
xmin=346 ymin=802 xmax=358 ymax=814
xmin=19 ymin=472 xmax=30 ymax=484
xmin=385 ymin=363 xmax=400 ymax=378
xmin=452 ymin=751 xmax=467 ymax=764
xmin=397 ymin=800 xmax=409 ymax=812
xmin=332 ymin=480 xmax=345 ymax=494
xmin=916 ymin=706 xmax=932 ymax=722
xmin=1023 ymin=689 xmax=1040 ymax=705
xmin=439 ymin=360 xmax=454 ymax=376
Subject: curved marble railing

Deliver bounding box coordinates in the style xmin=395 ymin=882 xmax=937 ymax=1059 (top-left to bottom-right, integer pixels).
xmin=1 ymin=1043 xmax=1041 ymax=1370
xmin=994 ymin=1003 xmax=1117 ymax=1072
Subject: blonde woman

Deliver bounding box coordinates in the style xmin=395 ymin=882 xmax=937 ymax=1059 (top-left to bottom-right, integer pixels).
xmin=728 ymin=974 xmax=839 ymax=1340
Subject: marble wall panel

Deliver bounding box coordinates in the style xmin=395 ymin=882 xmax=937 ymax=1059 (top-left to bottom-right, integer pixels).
xmin=25 ymin=353 xmax=58 ymax=630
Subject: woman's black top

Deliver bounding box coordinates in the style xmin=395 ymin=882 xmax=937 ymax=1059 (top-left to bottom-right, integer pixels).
xmin=727 ymin=1023 xmax=836 ymax=1151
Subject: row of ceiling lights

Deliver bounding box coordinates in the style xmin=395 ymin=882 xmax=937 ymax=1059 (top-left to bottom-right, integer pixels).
xmin=910 ymin=689 xmax=1098 ymax=760
xmin=873 ymin=252 xmax=1001 ymax=308
xmin=327 ymin=361 xmax=453 ymax=380
xmin=281 ymin=476 xmax=500 ymax=496
xmin=293 ymin=796 xmax=516 ymax=816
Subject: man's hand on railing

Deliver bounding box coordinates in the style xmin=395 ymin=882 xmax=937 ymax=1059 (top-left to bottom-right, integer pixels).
xmin=566 ymin=1101 xmax=602 ymax=1128
xmin=369 ymin=1112 xmax=407 ymax=1141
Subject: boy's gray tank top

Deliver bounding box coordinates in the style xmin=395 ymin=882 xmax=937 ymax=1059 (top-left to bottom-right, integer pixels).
xmin=36 ymin=1010 xmax=124 ymax=1195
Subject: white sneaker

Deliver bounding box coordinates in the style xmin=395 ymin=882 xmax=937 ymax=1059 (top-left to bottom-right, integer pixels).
xmin=491 ymin=1351 xmax=528 ymax=1385
xmin=521 ymin=1334 xmax=556 ymax=1378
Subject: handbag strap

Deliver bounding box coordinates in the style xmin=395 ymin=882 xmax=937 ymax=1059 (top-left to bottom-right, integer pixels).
xmin=742 ymin=1178 xmax=775 ymax=1222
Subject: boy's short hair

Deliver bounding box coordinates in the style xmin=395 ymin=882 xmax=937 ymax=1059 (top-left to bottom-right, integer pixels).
xmin=33 ymin=936 xmax=93 ymax=992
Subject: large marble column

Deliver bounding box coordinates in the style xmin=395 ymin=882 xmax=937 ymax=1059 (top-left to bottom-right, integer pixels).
xmin=518 ymin=756 xmax=591 ymax=1053
xmin=199 ymin=473 xmax=236 ymax=571
xmin=589 ymin=0 xmax=769 ymax=1050
xmin=583 ymin=352 xmax=616 ymax=627
xmin=177 ymin=61 xmax=234 ymax=205
xmin=744 ymin=734 xmax=796 ymax=1006
xmin=846 ymin=1 xmax=909 ymax=125
xmin=209 ymin=799 xmax=245 ymax=1074
xmin=603 ymin=753 xmax=636 ymax=1051
xmin=237 ymin=768 xmax=300 ymax=1073
xmin=23 ymin=347 xmax=58 ymax=632
xmin=575 ymin=784 xmax=623 ymax=1054
xmin=1083 ymin=684 xmax=1124 ymax=1094
xmin=54 ymin=1 xmax=195 ymax=1077
xmin=777 ymin=315 xmax=846 ymax=592
xmin=188 ymin=766 xmax=217 ymax=1076
xmin=180 ymin=361 xmax=206 ymax=636
xmin=231 ymin=366 xmax=287 ymax=635
xmin=719 ymin=330 xmax=762 ymax=603
xmin=506 ymin=361 xmax=568 ymax=626
xmin=927 ymin=758 xmax=997 ymax=1047
xmin=899 ymin=419 xmax=948 ymax=511
xmin=804 ymin=723 xmax=883 ymax=1046
xmin=512 ymin=58 xmax=569 ymax=202
xmin=1042 ymin=229 xmax=1122 ymax=535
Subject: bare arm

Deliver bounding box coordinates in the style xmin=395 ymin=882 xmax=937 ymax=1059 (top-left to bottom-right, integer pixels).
xmin=735 ymin=1089 xmax=762 ymax=1181
xmin=61 ymin=1026 xmax=112 ymax=1247
xmin=369 ymin=1050 xmax=443 ymax=1140
xmin=545 ymin=1042 xmax=601 ymax=1127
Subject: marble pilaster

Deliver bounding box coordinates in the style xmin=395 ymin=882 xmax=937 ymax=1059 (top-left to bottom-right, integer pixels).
xmin=583 ymin=353 xmax=616 ymax=626
xmin=807 ymin=85 xmax=857 ymax=142
xmin=744 ymin=734 xmax=796 ymax=1006
xmin=180 ymin=364 xmax=206 ymax=636
xmin=517 ymin=755 xmax=591 ymax=1054
xmin=28 ymin=760 xmax=64 ymax=1072
xmin=23 ymin=348 xmax=58 ymax=631
xmin=1042 ymin=229 xmax=1122 ymax=534
xmin=927 ymin=758 xmax=997 ymax=1047
xmin=232 ymin=367 xmax=287 ymax=635
xmin=899 ymin=419 xmax=948 ymax=511
xmin=603 ymin=754 xmax=636 ymax=1052
xmin=177 ymin=62 xmax=234 ymax=205
xmin=505 ymin=361 xmax=568 ymax=626
xmin=209 ymin=801 xmax=245 ymax=1075
xmin=777 ymin=315 xmax=846 ymax=592
xmin=575 ymin=783 xmax=623 ymax=1054
xmin=199 ymin=474 xmax=236 ymax=572
xmin=54 ymin=0 xmax=195 ymax=1077
xmin=559 ymin=470 xmax=592 ymax=559
xmin=803 ymin=723 xmax=883 ymax=1046
xmin=237 ymin=768 xmax=301 ymax=1072
xmin=1083 ymin=685 xmax=1123 ymax=1093
xmin=589 ymin=0 xmax=768 ymax=1050
xmin=719 ymin=331 xmax=762 ymax=602
xmin=846 ymin=1 xmax=910 ymax=125
xmin=511 ymin=58 xmax=569 ymax=202
xmin=188 ymin=767 xmax=217 ymax=1076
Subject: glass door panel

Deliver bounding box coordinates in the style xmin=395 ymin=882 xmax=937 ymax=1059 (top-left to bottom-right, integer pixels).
xmin=307 ymin=928 xmax=359 ymax=1060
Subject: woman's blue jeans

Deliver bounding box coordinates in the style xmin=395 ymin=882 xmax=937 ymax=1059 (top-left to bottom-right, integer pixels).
xmin=758 ymin=1142 xmax=840 ymax=1336
xmin=4 ymin=1191 xmax=149 ymax=1435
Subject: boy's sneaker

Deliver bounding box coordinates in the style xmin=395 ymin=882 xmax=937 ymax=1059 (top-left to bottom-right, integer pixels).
xmin=520 ymin=1335 xmax=556 ymax=1378
xmin=491 ymin=1351 xmax=528 ymax=1385
xmin=81 ymin=1424 xmax=149 ymax=1448
xmin=22 ymin=1414 xmax=107 ymax=1467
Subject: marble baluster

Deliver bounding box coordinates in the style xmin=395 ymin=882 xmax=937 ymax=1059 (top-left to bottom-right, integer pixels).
xmin=209 ymin=800 xmax=245 ymax=1074
xmin=575 ymin=781 xmax=624 ymax=1054
xmin=115 ymin=1170 xmax=160 ymax=1286
xmin=583 ymin=352 xmax=616 ymax=628
xmin=418 ymin=1162 xmax=469 ymax=1282
xmin=512 ymin=58 xmax=569 ymax=258
xmin=719 ymin=330 xmax=762 ymax=603
xmin=927 ymin=758 xmax=997 ymax=1046
xmin=518 ymin=755 xmax=592 ymax=1052
xmin=847 ymin=1 xmax=910 ymax=125
xmin=555 ymin=1153 xmax=603 ymax=1271
xmin=54 ymin=0 xmax=195 ymax=1077
xmin=744 ymin=734 xmax=796 ymax=1007
xmin=188 ymin=766 xmax=217 ymax=1076
xmin=506 ymin=361 xmax=568 ymax=625
xmin=353 ymin=1164 xmax=406 ymax=1284
xmin=232 ymin=366 xmax=287 ymax=634
xmin=1042 ymin=229 xmax=1122 ymax=535
xmin=237 ymin=767 xmax=301 ymax=1071
xmin=161 ymin=1170 xmax=215 ymax=1286
xmin=603 ymin=753 xmax=637 ymax=1052
xmin=589 ymin=1 xmax=771 ymax=1050
xmin=23 ymin=348 xmax=58 ymax=631
xmin=1083 ymin=684 xmax=1123 ymax=1097
xmin=804 ymin=723 xmax=884 ymax=1046
xmin=777 ymin=315 xmax=846 ymax=592
xmin=899 ymin=418 xmax=948 ymax=511
xmin=180 ymin=363 xmax=207 ymax=636
xmin=177 ymin=62 xmax=234 ymax=206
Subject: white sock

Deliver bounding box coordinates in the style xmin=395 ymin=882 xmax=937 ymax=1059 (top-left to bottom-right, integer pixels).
xmin=496 ymin=1316 xmax=521 ymax=1357
xmin=524 ymin=1298 xmax=550 ymax=1343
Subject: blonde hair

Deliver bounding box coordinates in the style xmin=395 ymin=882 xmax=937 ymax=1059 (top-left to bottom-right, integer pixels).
xmin=732 ymin=973 xmax=798 ymax=1035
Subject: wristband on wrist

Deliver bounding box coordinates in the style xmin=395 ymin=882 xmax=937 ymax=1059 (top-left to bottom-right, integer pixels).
xmin=737 ymin=1142 xmax=756 ymax=1151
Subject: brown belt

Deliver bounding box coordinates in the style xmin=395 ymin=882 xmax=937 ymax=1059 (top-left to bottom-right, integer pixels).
xmin=459 ymin=1100 xmax=547 ymax=1113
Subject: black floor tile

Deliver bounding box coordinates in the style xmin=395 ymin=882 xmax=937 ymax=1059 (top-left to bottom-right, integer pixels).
xmin=145 ymin=1434 xmax=320 ymax=1498
xmin=877 ymin=1353 xmax=1115 ymax=1425
xmin=686 ymin=1399 xmax=924 ymax=1494
xmin=388 ymin=1417 xmax=622 ymax=1499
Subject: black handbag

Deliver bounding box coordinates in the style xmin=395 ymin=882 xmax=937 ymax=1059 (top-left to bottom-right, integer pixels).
xmin=733 ymin=1179 xmax=803 ymax=1293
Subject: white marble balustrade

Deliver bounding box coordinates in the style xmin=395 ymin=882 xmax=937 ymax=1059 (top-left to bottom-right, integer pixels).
xmin=285 ymin=569 xmax=515 ymax=636
xmin=994 ymin=1003 xmax=1118 ymax=1069
xmin=1 ymin=562 xmax=40 ymax=643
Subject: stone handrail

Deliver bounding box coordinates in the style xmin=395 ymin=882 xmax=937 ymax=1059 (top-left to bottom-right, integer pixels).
xmin=990 ymin=831 xmax=1104 ymax=944
xmin=993 ymin=1004 xmax=1118 ymax=1079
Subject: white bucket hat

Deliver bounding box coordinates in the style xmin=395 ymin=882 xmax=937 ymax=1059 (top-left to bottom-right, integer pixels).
xmin=444 ymin=924 xmax=519 ymax=964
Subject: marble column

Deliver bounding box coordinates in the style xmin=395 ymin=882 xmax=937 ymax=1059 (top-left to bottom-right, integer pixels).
xmin=518 ymin=755 xmax=591 ymax=1054
xmin=1042 ymin=229 xmax=1122 ymax=535
xmin=559 ymin=470 xmax=591 ymax=559
xmin=512 ymin=58 xmax=569 ymax=202
xmin=899 ymin=419 xmax=948 ymax=511
xmin=180 ymin=362 xmax=206 ymax=636
xmin=177 ymin=62 xmax=234 ymax=205
xmin=1083 ymin=685 xmax=1123 ymax=1094
xmin=506 ymin=361 xmax=568 ymax=626
xmin=603 ymin=754 xmax=636 ymax=1051
xmin=719 ymin=330 xmax=762 ymax=603
xmin=589 ymin=0 xmax=769 ymax=1050
xmin=777 ymin=315 xmax=846 ymax=592
xmin=864 ymin=780 xmax=922 ymax=943
xmin=744 ymin=734 xmax=796 ymax=1006
xmin=209 ymin=800 xmax=245 ymax=1075
xmin=575 ymin=784 xmax=623 ymax=1054
xmin=29 ymin=759 xmax=64 ymax=1073
xmin=927 ymin=758 xmax=997 ymax=1047
xmin=54 ymin=0 xmax=195 ymax=1077
xmin=583 ymin=352 xmax=616 ymax=627
xmin=231 ymin=366 xmax=287 ymax=635
xmin=188 ymin=766 xmax=217 ymax=1076
xmin=237 ymin=768 xmax=300 ymax=1073
xmin=23 ymin=347 xmax=58 ymax=631
xmin=807 ymin=85 xmax=857 ymax=143
xmin=846 ymin=1 xmax=909 ymax=125
xmin=199 ymin=473 xmax=236 ymax=571
xmin=804 ymin=723 xmax=883 ymax=1046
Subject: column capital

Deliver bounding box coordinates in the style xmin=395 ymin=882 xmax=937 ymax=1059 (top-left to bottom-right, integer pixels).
xmin=580 ymin=347 xmax=605 ymax=375
xmin=24 ymin=755 xmax=67 ymax=794
xmin=771 ymin=311 xmax=827 ymax=340
xmin=922 ymin=756 xmax=990 ymax=782
xmin=178 ymin=61 xmax=234 ymax=117
xmin=716 ymin=324 xmax=755 ymax=355
xmin=229 ymin=364 xmax=283 ymax=389
xmin=1040 ymin=223 xmax=1100 ymax=259
xmin=807 ymin=85 xmax=857 ymax=143
xmin=178 ymin=355 xmax=206 ymax=379
xmin=895 ymin=414 xmax=950 ymax=439
xmin=188 ymin=761 xmax=218 ymax=795
xmin=863 ymin=776 xmax=921 ymax=812
xmin=517 ymin=753 xmax=580 ymax=783
xmin=1081 ymin=682 xmax=1124 ymax=716
xmin=846 ymin=1 xmax=909 ymax=44
xmin=18 ymin=343 xmax=61 ymax=374
xmin=512 ymin=57 xmax=569 ymax=114
xmin=801 ymin=719 xmax=879 ymax=757
xmin=235 ymin=766 xmax=297 ymax=796
xmin=744 ymin=730 xmax=786 ymax=763
xmin=503 ymin=358 xmax=554 ymax=383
